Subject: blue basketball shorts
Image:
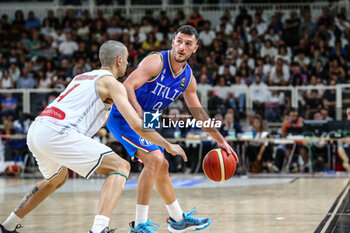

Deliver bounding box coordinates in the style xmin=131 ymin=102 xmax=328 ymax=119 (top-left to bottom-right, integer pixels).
xmin=106 ymin=114 xmax=164 ymax=161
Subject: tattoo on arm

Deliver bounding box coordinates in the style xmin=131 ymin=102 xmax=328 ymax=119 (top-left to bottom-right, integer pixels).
xmin=14 ymin=185 xmax=39 ymax=214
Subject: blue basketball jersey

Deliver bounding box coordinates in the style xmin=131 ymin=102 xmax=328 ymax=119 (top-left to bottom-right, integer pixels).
xmin=111 ymin=50 xmax=194 ymax=117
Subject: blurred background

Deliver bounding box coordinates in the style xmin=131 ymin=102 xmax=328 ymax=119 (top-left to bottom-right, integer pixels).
xmin=0 ymin=0 xmax=349 ymax=177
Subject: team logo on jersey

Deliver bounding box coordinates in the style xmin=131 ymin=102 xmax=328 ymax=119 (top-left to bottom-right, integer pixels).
xmin=143 ymin=110 xmax=161 ymax=129
xmin=139 ymin=137 xmax=153 ymax=147
xmin=179 ymin=77 xmax=187 ymax=89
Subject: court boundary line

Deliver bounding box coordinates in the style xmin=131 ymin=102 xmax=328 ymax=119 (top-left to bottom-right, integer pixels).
xmin=314 ymin=181 xmax=350 ymax=233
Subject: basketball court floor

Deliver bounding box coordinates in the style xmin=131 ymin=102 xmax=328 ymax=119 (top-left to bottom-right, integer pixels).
xmin=0 ymin=173 xmax=349 ymax=233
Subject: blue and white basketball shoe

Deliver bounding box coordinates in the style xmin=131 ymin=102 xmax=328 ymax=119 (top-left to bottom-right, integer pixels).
xmin=129 ymin=220 xmax=160 ymax=233
xmin=167 ymin=208 xmax=211 ymax=233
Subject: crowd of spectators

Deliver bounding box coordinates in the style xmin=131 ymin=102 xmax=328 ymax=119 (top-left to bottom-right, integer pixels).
xmin=0 ymin=5 xmax=349 ymax=174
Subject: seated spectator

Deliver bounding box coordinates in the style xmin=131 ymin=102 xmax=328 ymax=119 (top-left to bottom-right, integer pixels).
xmin=36 ymin=69 xmax=52 ymax=89
xmin=311 ymin=60 xmax=327 ymax=80
xmin=72 ymin=58 xmax=91 ymax=77
xmin=251 ymin=74 xmax=270 ymax=116
xmin=58 ymin=33 xmax=78 ymax=61
xmin=323 ymin=80 xmax=336 ymax=118
xmin=265 ymin=90 xmax=285 ymax=122
xmin=320 ymin=108 xmax=333 ymax=121
xmin=294 ymin=50 xmax=310 ymax=71
xmin=283 ymin=10 xmax=301 ymax=47
xmin=245 ymin=115 xmax=273 ymax=173
xmin=219 ymin=111 xmax=243 ymax=138
xmin=0 ymin=69 xmax=15 ymax=89
xmin=269 ymin=58 xmax=290 ymax=86
xmin=306 ymin=75 xmax=324 ymax=98
xmin=305 ymin=90 xmax=323 ymax=119
xmin=25 ymin=11 xmax=40 ymax=29
xmin=329 ymin=58 xmax=346 ymax=83
xmin=265 ymin=28 xmax=280 ymax=45
xmin=1 ymin=93 xmax=18 ymax=119
xmin=8 ymin=63 xmax=20 ymax=84
xmin=40 ymin=19 xmax=54 ymax=37
xmin=299 ymin=9 xmax=316 ymax=37
xmin=260 ymin=39 xmax=277 ymax=59
xmin=187 ymin=10 xmax=204 ymax=30
xmin=275 ymin=45 xmax=291 ymax=64
xmin=50 ymin=26 xmax=66 ymax=47
xmin=274 ymin=109 xmax=309 ymax=172
xmin=141 ymin=32 xmax=160 ymax=53
xmin=43 ymin=10 xmax=59 ymax=28
xmin=197 ymin=74 xmax=211 ymax=88
xmin=26 ymin=30 xmax=42 ymax=57
xmin=267 ymin=14 xmax=283 ymax=36
xmin=252 ymin=12 xmax=267 ymax=36
xmin=290 ymin=63 xmax=308 ymax=85
xmin=199 ymin=21 xmax=216 ymax=49
xmin=107 ymin=18 xmax=123 ymax=39
xmin=17 ymin=67 xmax=35 ymax=89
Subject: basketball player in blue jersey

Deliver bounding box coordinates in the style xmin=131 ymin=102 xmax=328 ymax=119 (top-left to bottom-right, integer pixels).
xmin=107 ymin=25 xmax=238 ymax=233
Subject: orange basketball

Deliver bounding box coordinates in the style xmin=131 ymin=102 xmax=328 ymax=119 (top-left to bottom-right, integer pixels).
xmin=5 ymin=164 xmax=22 ymax=176
xmin=202 ymin=148 xmax=237 ymax=182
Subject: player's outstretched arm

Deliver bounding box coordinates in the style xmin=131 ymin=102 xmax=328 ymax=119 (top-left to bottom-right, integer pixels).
xmin=123 ymin=54 xmax=163 ymax=118
xmin=98 ymin=76 xmax=187 ymax=161
xmin=183 ymin=77 xmax=238 ymax=162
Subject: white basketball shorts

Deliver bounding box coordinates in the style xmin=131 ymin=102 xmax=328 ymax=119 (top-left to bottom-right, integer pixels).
xmin=27 ymin=120 xmax=114 ymax=180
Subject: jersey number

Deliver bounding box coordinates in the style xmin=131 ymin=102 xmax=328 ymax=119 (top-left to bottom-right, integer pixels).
xmin=57 ymin=84 xmax=80 ymax=102
xmin=152 ymin=102 xmax=163 ymax=111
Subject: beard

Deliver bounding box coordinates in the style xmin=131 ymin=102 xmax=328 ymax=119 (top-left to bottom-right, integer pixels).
xmin=173 ymin=51 xmax=191 ymax=63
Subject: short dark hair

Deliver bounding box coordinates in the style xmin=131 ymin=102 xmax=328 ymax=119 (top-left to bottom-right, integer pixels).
xmin=175 ymin=25 xmax=199 ymax=41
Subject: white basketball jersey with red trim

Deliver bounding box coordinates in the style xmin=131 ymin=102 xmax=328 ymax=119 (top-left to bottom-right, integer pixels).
xmin=37 ymin=69 xmax=113 ymax=137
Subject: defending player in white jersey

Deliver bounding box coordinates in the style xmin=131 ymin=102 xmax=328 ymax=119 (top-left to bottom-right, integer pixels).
xmin=0 ymin=41 xmax=186 ymax=233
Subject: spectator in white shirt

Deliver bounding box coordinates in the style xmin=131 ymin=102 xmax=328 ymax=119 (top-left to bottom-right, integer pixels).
xmin=199 ymin=21 xmax=216 ymax=48
xmin=269 ymin=58 xmax=290 ymax=86
xmin=218 ymin=57 xmax=236 ymax=76
xmin=252 ymin=12 xmax=267 ymax=36
xmin=59 ymin=33 xmax=78 ymax=59
xmin=50 ymin=26 xmax=66 ymax=46
xmin=107 ymin=18 xmax=123 ymax=39
xmin=260 ymin=39 xmax=277 ymax=59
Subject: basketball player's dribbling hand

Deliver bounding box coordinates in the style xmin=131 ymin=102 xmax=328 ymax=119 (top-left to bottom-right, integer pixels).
xmin=218 ymin=141 xmax=239 ymax=163
xmin=165 ymin=144 xmax=188 ymax=162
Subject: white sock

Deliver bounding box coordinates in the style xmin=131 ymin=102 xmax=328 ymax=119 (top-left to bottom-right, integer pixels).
xmin=135 ymin=204 xmax=149 ymax=228
xmin=3 ymin=212 xmax=22 ymax=231
xmin=91 ymin=215 xmax=109 ymax=233
xmin=165 ymin=200 xmax=184 ymax=222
